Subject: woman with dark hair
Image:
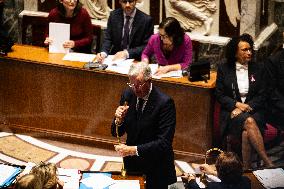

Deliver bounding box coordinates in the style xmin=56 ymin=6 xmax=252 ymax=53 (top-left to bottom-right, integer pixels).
xmin=182 ymin=152 xmax=251 ymax=189
xmin=215 ymin=33 xmax=273 ymax=169
xmin=141 ymin=17 xmax=192 ymax=76
xmin=44 ymin=0 xmax=93 ymax=53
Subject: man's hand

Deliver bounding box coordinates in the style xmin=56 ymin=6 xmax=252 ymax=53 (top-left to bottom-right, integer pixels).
xmin=199 ymin=164 xmax=217 ymax=176
xmin=114 ymin=105 xmax=129 ymax=125
xmin=96 ymin=53 xmax=106 ymax=63
xmin=114 ymin=144 xmax=136 ymax=157
xmin=112 ymin=51 xmax=127 ymax=61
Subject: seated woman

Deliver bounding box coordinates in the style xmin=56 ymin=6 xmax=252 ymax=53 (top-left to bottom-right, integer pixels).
xmin=215 ymin=33 xmax=274 ymax=169
xmin=141 ymin=17 xmax=192 ymax=76
xmin=182 ymin=152 xmax=251 ymax=189
xmin=44 ymin=0 xmax=93 ymax=53
xmin=30 ymin=162 xmax=63 ymax=189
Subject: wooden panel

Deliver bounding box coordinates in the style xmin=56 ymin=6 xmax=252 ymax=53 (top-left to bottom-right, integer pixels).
xmin=0 ymin=45 xmax=216 ymax=161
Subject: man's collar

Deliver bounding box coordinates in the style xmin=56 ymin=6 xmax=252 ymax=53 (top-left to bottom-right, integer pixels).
xmin=124 ymin=8 xmax=136 ymax=18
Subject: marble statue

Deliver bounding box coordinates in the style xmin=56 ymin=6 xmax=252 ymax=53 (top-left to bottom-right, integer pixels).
xmin=224 ymin=0 xmax=240 ymax=27
xmin=165 ymin=0 xmax=217 ymax=35
xmin=81 ymin=0 xmax=110 ymax=20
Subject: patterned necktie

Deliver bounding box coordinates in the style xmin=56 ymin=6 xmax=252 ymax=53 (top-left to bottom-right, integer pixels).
xmin=137 ymin=98 xmax=144 ymax=119
xmin=122 ymin=16 xmax=131 ymax=49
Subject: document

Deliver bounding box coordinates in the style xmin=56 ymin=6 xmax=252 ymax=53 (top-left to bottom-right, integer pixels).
xmin=109 ymin=180 xmax=140 ymax=189
xmin=253 ymin=168 xmax=284 ymax=189
xmin=0 ymin=164 xmax=22 ymax=187
xmin=104 ymin=55 xmax=134 ymax=74
xmin=80 ymin=172 xmax=115 ymax=189
xmin=63 ymin=53 xmax=96 ymax=62
xmin=58 ymin=168 xmax=80 ymax=189
xmin=49 ymin=22 xmax=70 ymax=53
xmin=149 ymin=64 xmax=183 ymax=79
xmin=152 ymin=70 xmax=183 ymax=79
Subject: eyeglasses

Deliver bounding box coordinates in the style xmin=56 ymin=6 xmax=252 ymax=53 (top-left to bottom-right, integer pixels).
xmin=159 ymin=33 xmax=170 ymax=40
xmin=127 ymin=81 xmax=147 ymax=90
xmin=64 ymin=0 xmax=77 ymax=3
xmin=240 ymin=48 xmax=252 ymax=53
xmin=121 ymin=0 xmax=135 ymax=4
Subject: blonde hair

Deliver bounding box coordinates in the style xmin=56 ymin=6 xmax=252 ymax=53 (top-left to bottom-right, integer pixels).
xmin=14 ymin=173 xmax=42 ymax=189
xmin=30 ymin=162 xmax=58 ymax=189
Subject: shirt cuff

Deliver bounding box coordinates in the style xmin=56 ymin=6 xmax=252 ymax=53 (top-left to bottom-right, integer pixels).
xmin=101 ymin=52 xmax=107 ymax=58
xmin=124 ymin=50 xmax=129 ymax=59
xmin=135 ymin=146 xmax=139 ymax=156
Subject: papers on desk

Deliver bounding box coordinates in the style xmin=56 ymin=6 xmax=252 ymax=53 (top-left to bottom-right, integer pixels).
xmin=80 ymin=172 xmax=140 ymax=189
xmin=253 ymin=168 xmax=284 ymax=189
xmin=58 ymin=168 xmax=81 ymax=189
xmin=49 ymin=22 xmax=70 ymax=53
xmin=63 ymin=53 xmax=96 ymax=62
xmin=188 ymin=163 xmax=221 ymax=188
xmin=149 ymin=64 xmax=182 ymax=79
xmin=104 ymin=55 xmax=134 ymax=74
xmin=109 ymin=180 xmax=140 ymax=189
xmin=0 ymin=164 xmax=22 ymax=187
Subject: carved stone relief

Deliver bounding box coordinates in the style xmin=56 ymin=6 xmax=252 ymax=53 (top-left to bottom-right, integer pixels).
xmin=165 ymin=0 xmax=217 ymax=35
xmin=81 ymin=0 xmax=110 ymax=20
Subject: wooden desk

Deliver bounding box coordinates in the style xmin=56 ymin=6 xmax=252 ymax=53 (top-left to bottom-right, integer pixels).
xmin=0 ymin=44 xmax=216 ymax=161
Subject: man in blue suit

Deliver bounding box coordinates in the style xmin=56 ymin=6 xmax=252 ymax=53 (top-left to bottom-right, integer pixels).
xmin=96 ymin=0 xmax=153 ymax=62
xmin=111 ymin=62 xmax=177 ymax=189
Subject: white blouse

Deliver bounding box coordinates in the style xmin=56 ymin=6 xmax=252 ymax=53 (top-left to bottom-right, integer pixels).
xmin=236 ymin=62 xmax=249 ymax=102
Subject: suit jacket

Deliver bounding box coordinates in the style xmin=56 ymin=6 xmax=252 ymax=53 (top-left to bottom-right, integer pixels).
xmin=215 ymin=61 xmax=266 ymax=138
xmin=185 ymin=176 xmax=251 ymax=189
xmin=111 ymin=86 xmax=177 ymax=187
xmin=101 ymin=8 xmax=153 ymax=60
xmin=264 ymin=49 xmax=284 ymax=129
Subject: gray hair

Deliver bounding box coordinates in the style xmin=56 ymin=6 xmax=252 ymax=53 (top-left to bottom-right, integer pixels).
xmin=128 ymin=62 xmax=152 ymax=81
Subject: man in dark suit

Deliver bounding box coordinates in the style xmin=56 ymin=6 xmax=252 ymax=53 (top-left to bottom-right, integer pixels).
xmin=111 ymin=62 xmax=177 ymax=189
xmin=96 ymin=0 xmax=153 ymax=62
xmin=265 ymin=48 xmax=284 ymax=130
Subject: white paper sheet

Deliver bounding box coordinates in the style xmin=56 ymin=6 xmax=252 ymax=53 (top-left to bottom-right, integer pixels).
xmin=109 ymin=180 xmax=140 ymax=189
xmin=80 ymin=173 xmax=116 ymax=189
xmin=104 ymin=55 xmax=134 ymax=74
xmin=0 ymin=164 xmax=20 ymax=185
xmin=58 ymin=175 xmax=80 ymax=189
xmin=63 ymin=53 xmax=96 ymax=62
xmin=152 ymin=70 xmax=183 ymax=79
xmin=253 ymin=168 xmax=284 ymax=189
xmin=49 ymin=22 xmax=70 ymax=53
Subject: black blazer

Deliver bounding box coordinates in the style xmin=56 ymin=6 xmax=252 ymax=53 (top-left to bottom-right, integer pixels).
xmin=101 ymin=8 xmax=153 ymax=60
xmin=185 ymin=176 xmax=251 ymax=189
xmin=215 ymin=61 xmax=266 ymax=138
xmin=111 ymin=86 xmax=177 ymax=187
